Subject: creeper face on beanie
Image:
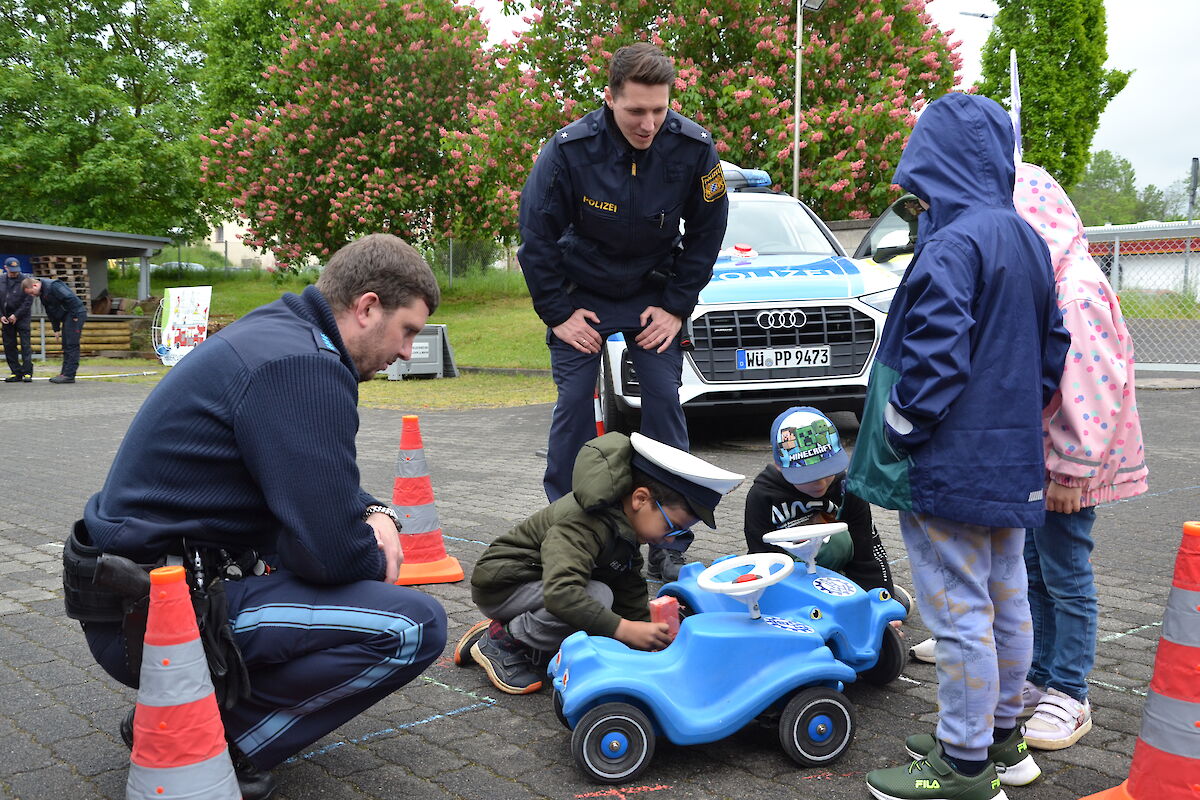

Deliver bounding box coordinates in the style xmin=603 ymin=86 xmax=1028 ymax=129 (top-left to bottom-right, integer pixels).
xmin=770 ymin=406 xmax=849 ymax=485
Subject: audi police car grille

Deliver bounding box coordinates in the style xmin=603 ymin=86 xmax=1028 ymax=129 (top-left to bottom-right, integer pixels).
xmin=689 ymin=306 xmax=876 ymax=381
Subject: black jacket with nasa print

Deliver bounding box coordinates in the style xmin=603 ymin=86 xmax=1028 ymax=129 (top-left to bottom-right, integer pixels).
xmin=517 ymin=105 xmax=729 ymax=328
xmin=742 ymin=464 xmax=894 ymax=595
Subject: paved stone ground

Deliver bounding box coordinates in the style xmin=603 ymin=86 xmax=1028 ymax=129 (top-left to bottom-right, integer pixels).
xmin=0 ymin=373 xmax=1196 ymax=800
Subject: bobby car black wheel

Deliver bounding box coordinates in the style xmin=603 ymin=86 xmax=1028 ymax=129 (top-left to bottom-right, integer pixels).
xmin=855 ymin=624 xmax=908 ymax=685
xmin=553 ymin=690 xmax=570 ymax=729
xmin=571 ymin=702 xmax=656 ymax=784
xmin=778 ymin=687 xmax=855 ymax=767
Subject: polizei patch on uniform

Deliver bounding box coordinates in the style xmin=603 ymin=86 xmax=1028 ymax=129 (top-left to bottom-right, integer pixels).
xmin=582 ymin=194 xmax=617 ymax=214
xmin=701 ymin=164 xmax=726 ymax=202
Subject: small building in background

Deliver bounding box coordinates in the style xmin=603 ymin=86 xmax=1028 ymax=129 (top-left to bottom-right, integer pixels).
xmin=200 ymin=219 xmax=276 ymax=270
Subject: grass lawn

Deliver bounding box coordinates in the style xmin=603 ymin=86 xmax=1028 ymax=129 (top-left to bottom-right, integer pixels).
xmin=1118 ymin=290 xmax=1200 ymax=320
xmin=90 ymin=269 xmax=555 ymax=409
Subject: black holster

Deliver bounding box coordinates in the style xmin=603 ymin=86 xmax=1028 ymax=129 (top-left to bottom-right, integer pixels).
xmin=63 ymin=521 xmax=251 ymax=709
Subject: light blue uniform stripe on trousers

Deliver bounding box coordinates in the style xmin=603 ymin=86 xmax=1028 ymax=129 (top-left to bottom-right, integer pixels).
xmin=230 ymin=604 xmax=424 ymax=756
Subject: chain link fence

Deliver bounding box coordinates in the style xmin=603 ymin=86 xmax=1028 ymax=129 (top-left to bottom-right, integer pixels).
xmin=1085 ymin=221 xmax=1200 ymax=370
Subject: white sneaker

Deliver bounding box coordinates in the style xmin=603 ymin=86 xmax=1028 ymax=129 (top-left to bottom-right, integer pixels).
xmin=909 ymin=636 xmax=936 ymax=663
xmin=1019 ymin=680 xmax=1046 ymax=719
xmin=1023 ymin=687 xmax=1092 ymax=750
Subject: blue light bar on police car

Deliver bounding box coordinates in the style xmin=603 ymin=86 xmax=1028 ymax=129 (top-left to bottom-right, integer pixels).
xmin=720 ymin=161 xmax=774 ymax=190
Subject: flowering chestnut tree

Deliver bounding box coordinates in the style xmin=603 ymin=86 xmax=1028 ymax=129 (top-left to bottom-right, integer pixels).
xmin=202 ymin=0 xmax=492 ymax=264
xmin=442 ymin=0 xmax=959 ymax=239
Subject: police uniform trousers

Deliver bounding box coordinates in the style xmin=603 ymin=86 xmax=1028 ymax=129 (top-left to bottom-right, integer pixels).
xmin=543 ymin=287 xmax=688 ymax=503
xmin=84 ymin=566 xmax=447 ymax=770
xmin=2 ymin=319 xmax=32 ymax=377
xmin=59 ymin=311 xmax=86 ymax=379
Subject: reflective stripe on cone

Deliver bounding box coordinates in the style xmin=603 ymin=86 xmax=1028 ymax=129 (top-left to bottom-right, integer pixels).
xmin=391 ymin=415 xmax=463 ymax=585
xmin=126 ymin=566 xmax=239 ymax=800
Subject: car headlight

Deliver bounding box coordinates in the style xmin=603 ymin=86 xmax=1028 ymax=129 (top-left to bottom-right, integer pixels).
xmin=861 ymin=288 xmax=896 ymax=313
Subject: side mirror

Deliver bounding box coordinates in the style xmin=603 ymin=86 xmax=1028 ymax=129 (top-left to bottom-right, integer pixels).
xmin=872 ymin=229 xmax=913 ymax=263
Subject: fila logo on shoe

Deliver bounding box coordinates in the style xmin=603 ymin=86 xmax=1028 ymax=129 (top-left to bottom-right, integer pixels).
xmin=992 ymin=778 xmax=1002 ymax=790
xmin=915 ymin=779 xmax=941 ymax=789
xmin=1016 ymin=740 xmax=1028 ymax=754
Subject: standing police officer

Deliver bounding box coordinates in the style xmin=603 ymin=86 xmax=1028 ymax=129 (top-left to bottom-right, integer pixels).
xmin=1 ymin=258 xmax=34 ymax=382
xmin=518 ymin=42 xmax=729 ymax=580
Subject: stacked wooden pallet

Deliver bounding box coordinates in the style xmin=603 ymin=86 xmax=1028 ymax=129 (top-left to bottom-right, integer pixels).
xmin=30 ymin=254 xmax=90 ymax=304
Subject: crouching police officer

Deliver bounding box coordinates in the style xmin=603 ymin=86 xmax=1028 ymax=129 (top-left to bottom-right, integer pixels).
xmin=63 ymin=234 xmax=448 ymax=799
xmin=518 ymin=42 xmax=729 ymax=581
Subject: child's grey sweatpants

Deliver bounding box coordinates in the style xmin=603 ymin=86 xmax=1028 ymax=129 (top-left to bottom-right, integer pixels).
xmin=900 ymin=511 xmax=1033 ymax=762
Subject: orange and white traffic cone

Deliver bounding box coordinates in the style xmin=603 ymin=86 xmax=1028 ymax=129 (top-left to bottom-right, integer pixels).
xmin=126 ymin=565 xmax=240 ymax=799
xmin=1080 ymin=520 xmax=1200 ymax=800
xmin=392 ymin=414 xmax=463 ymax=585
xmin=593 ymin=387 xmax=606 ymax=437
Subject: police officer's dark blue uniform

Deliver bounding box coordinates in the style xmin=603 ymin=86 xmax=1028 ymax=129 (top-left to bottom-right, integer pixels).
xmin=518 ymin=71 xmax=729 ymax=506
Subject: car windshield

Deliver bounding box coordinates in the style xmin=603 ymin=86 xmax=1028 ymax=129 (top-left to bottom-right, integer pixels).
xmin=722 ymin=199 xmax=837 ymax=256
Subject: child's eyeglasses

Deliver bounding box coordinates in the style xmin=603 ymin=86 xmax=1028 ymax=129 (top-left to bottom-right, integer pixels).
xmin=655 ymin=500 xmax=693 ymax=539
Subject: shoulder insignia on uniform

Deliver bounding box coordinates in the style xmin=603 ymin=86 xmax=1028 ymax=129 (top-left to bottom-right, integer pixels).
xmin=556 ymin=114 xmax=603 ymax=144
xmin=670 ymin=111 xmax=716 ymax=144
xmin=312 ymin=328 xmax=339 ymax=355
xmin=701 ymin=163 xmax=727 ymax=203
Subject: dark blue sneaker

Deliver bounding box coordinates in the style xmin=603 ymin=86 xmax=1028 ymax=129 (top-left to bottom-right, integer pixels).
xmin=470 ymin=621 xmax=543 ymax=694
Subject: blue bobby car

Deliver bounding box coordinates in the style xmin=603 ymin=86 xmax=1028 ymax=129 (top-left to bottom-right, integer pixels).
xmin=659 ymin=522 xmax=908 ymax=683
xmin=549 ymin=552 xmax=860 ymax=784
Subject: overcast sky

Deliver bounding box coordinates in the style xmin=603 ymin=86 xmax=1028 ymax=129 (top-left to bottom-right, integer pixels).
xmin=472 ymin=0 xmax=1199 ymax=193
xmin=926 ymin=0 xmax=1199 ymax=192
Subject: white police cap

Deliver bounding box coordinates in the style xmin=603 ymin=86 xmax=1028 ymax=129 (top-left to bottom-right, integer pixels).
xmin=629 ymin=432 xmax=745 ymax=528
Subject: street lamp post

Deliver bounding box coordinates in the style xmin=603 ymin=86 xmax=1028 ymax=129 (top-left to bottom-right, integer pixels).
xmin=792 ymin=0 xmax=827 ymax=199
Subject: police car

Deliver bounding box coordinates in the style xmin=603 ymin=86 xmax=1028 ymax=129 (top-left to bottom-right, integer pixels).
xmin=599 ymin=163 xmax=901 ymax=431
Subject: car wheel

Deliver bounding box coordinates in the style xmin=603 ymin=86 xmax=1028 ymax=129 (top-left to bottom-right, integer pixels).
xmin=855 ymin=624 xmax=908 ymax=685
xmin=599 ymin=350 xmax=636 ymax=435
xmin=553 ymin=690 xmax=571 ymax=730
xmin=571 ymin=702 xmax=656 ymax=784
xmin=778 ymin=687 xmax=855 ymax=767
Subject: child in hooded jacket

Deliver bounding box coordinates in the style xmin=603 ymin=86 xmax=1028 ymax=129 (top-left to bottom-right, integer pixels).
xmin=1011 ymin=162 xmax=1148 ymax=750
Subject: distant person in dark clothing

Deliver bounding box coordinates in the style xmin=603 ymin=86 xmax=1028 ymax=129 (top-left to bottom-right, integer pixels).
xmin=22 ymin=276 xmax=86 ymax=383
xmin=1 ymin=258 xmax=33 ymax=382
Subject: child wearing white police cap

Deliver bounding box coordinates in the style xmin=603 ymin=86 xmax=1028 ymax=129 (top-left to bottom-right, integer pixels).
xmin=457 ymin=431 xmax=743 ymax=695
xmin=744 ymin=407 xmax=906 ymax=609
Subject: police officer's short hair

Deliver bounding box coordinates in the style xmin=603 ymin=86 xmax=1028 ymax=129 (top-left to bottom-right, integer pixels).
xmin=609 ymin=43 xmax=675 ymax=96
xmin=317 ymin=233 xmax=440 ymax=316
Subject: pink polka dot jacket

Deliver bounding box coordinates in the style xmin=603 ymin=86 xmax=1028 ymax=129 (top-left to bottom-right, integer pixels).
xmin=1015 ymin=162 xmax=1148 ymax=507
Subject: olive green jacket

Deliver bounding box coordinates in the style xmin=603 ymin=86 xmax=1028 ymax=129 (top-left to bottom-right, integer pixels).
xmin=470 ymin=433 xmax=651 ymax=637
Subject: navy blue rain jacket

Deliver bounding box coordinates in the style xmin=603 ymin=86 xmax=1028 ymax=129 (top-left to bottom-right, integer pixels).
xmin=517 ymin=106 xmax=729 ymax=327
xmin=846 ymin=93 xmax=1070 ymax=528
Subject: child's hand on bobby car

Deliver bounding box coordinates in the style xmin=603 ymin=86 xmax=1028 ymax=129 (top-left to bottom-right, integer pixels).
xmin=615 ymin=619 xmax=673 ymax=651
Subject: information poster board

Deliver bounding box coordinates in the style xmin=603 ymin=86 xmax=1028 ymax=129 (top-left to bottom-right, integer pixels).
xmin=156 ymin=286 xmax=212 ymax=366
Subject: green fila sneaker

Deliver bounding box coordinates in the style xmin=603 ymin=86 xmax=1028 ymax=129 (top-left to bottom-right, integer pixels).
xmin=905 ymin=728 xmax=1041 ymax=786
xmin=866 ymin=742 xmax=1007 ymax=800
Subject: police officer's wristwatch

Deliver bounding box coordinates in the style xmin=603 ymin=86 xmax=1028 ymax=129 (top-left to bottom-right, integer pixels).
xmin=363 ymin=504 xmax=402 ymax=532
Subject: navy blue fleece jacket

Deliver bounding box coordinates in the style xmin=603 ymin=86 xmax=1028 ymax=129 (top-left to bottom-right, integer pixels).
xmin=83 ymin=286 xmax=386 ymax=583
xmin=38 ymin=279 xmax=86 ymax=331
